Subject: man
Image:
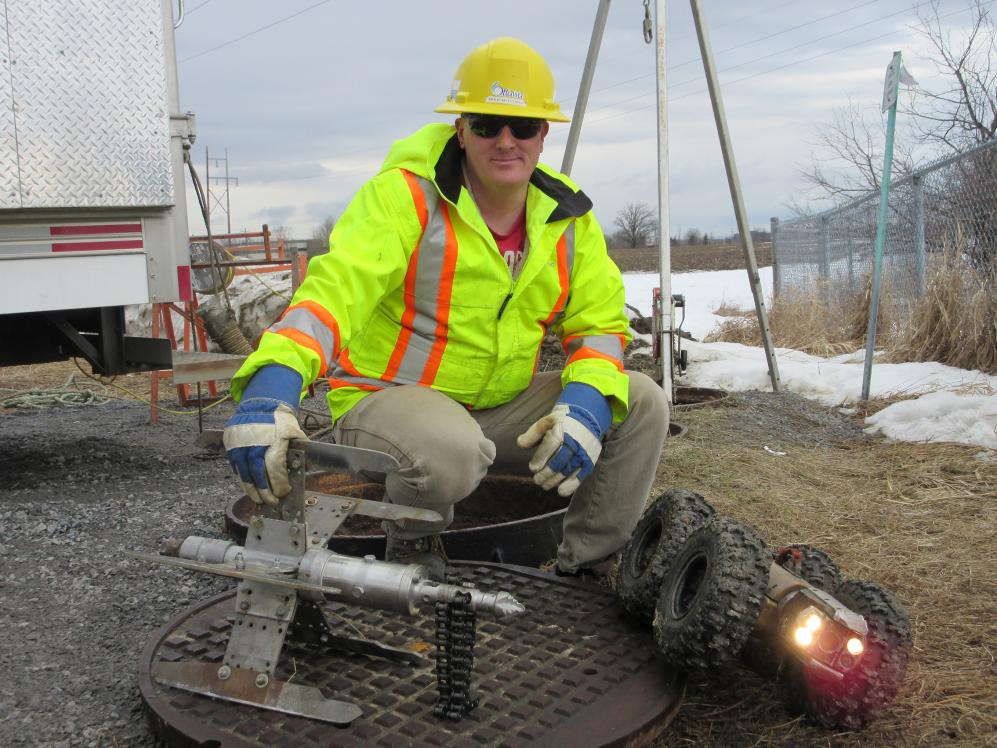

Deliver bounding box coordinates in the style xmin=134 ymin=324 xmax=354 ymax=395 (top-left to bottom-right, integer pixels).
xmin=223 ymin=37 xmax=669 ymax=580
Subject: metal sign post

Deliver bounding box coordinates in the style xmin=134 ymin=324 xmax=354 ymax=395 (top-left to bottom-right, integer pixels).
xmin=861 ymin=51 xmax=915 ymax=400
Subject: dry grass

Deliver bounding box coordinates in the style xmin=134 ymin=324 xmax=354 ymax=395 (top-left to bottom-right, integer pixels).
xmin=889 ymin=245 xmax=997 ymax=374
xmin=705 ymin=286 xmax=869 ymax=358
xmin=0 ymin=359 xmax=168 ymax=411
xmin=712 ymin=300 xmax=754 ymax=318
xmin=654 ymin=403 xmax=997 ymax=747
xmin=707 ymin=239 xmax=997 ymax=375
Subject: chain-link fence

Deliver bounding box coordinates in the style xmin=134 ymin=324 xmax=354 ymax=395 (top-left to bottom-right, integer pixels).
xmin=772 ymin=138 xmax=997 ymax=334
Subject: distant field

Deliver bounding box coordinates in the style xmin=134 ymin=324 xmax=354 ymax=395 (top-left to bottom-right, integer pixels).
xmin=610 ymin=242 xmax=772 ymax=273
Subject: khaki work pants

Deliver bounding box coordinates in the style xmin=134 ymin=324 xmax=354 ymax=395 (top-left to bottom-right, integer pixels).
xmin=332 ymin=371 xmax=669 ymax=572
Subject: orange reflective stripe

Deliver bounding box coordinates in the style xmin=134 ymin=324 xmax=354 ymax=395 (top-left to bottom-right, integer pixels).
xmin=401 ymin=169 xmax=429 ymax=232
xmin=419 ymin=204 xmax=458 ymax=386
xmin=566 ymin=345 xmax=624 ymax=372
xmin=328 ymin=376 xmax=382 ymax=392
xmin=383 ymin=247 xmax=420 ymax=379
xmin=532 ymin=233 xmax=571 ymax=372
xmin=383 ymin=171 xmax=430 ymax=380
xmin=542 ymin=234 xmax=570 ymax=326
xmin=285 ymin=299 xmax=341 ymax=355
xmin=274 ymin=328 xmax=327 ymax=375
xmin=336 ymin=349 xmax=364 ymax=377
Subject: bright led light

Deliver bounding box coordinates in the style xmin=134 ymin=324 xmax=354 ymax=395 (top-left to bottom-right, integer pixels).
xmin=805 ymin=613 xmax=823 ymax=632
xmin=846 ymin=637 xmax=864 ymax=655
xmin=794 ymin=627 xmax=814 ymax=647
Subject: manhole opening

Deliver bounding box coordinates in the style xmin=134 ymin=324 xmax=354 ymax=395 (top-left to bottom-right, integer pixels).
xmin=226 ymin=474 xmax=569 ymax=566
xmin=674 ymin=386 xmax=730 ymax=409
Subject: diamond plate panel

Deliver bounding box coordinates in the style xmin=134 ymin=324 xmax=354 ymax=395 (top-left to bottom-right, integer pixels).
xmin=139 ymin=563 xmax=685 ymax=747
xmin=0 ymin=3 xmax=20 ymax=209
xmin=6 ymin=0 xmax=173 ymax=208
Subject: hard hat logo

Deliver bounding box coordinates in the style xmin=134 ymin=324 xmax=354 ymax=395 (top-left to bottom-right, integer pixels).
xmin=487 ymin=81 xmax=526 ymax=108
xmin=434 ymin=37 xmax=571 ymax=123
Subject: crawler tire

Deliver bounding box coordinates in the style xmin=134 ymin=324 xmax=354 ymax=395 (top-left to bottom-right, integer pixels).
xmin=616 ymin=489 xmax=716 ymax=622
xmin=777 ymin=544 xmax=842 ymax=592
xmin=788 ymin=579 xmax=912 ymax=729
xmin=652 ymin=517 xmax=769 ymax=671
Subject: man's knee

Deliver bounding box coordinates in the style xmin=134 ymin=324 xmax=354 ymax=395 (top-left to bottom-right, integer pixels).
xmin=414 ymin=430 xmax=496 ymax=504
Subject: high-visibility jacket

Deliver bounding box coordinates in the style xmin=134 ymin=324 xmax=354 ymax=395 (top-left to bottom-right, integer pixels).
xmin=231 ymin=124 xmax=632 ymax=424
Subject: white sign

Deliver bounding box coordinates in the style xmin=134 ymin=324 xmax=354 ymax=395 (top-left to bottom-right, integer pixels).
xmin=882 ymin=52 xmax=917 ymax=112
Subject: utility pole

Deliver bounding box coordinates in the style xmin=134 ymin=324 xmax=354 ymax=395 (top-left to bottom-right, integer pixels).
xmin=205 ymin=147 xmax=239 ymax=235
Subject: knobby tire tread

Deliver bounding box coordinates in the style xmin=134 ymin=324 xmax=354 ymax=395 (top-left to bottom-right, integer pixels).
xmin=616 ymin=488 xmax=716 ymax=622
xmin=652 ymin=516 xmax=770 ymax=671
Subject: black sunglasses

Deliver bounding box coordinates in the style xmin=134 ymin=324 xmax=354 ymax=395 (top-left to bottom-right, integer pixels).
xmin=465 ymin=115 xmax=544 ymax=140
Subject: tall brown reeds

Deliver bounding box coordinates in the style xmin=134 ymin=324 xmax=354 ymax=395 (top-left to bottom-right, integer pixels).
xmin=889 ymin=237 xmax=997 ymax=374
xmin=707 ymin=237 xmax=996 ymax=374
xmin=705 ymin=283 xmax=871 ymax=357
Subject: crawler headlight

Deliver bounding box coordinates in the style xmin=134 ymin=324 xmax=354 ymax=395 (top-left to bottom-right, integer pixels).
xmin=794 ymin=626 xmax=814 ymax=647
xmin=791 ymin=606 xmax=826 ymax=648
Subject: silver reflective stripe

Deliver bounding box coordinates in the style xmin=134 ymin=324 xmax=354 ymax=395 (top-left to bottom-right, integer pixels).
xmin=391 ymin=176 xmax=447 ymax=384
xmin=270 ymin=307 xmax=338 ymax=365
xmin=565 ymin=334 xmax=624 ymax=360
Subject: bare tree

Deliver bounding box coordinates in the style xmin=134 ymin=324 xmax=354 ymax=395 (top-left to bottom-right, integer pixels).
xmin=798 ymin=0 xmax=994 ymax=206
xmin=613 ymin=202 xmax=656 ymax=248
xmin=308 ymin=215 xmax=337 ymax=255
xmin=799 ymin=97 xmax=917 ymax=205
xmin=908 ymin=0 xmax=997 ymax=151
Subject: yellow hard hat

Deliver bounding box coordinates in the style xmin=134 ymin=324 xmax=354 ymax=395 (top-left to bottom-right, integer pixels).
xmin=435 ymin=37 xmax=570 ymax=122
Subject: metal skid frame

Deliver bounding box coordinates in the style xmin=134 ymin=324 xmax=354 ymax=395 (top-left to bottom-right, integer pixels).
xmin=146 ymin=447 xmax=433 ymax=726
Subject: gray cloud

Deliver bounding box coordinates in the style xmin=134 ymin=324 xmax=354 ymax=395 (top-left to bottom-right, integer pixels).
xmin=175 ymin=0 xmax=947 ymax=237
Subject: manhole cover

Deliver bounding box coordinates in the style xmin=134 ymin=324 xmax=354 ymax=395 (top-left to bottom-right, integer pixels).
xmin=139 ymin=562 xmax=684 ymax=747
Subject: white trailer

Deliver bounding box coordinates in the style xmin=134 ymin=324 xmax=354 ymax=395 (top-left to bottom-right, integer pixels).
xmin=0 ymin=0 xmax=194 ymax=374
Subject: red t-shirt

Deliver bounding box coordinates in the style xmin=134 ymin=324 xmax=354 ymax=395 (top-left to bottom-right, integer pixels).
xmin=490 ymin=209 xmax=526 ymax=277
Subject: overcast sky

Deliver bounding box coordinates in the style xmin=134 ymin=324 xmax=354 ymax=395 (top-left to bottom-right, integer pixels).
xmin=171 ymin=0 xmax=976 ymax=241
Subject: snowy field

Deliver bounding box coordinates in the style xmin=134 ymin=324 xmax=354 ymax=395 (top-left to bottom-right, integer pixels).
xmin=623 ymin=268 xmax=997 ymax=453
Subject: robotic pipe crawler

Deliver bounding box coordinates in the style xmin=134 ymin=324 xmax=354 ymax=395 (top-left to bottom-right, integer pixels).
xmin=134 ymin=442 xmax=525 ymax=726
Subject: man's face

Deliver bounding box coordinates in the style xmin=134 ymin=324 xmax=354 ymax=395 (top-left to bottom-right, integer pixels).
xmin=456 ymin=115 xmax=550 ymax=193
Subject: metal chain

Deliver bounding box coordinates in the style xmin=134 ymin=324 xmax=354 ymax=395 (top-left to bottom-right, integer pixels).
xmin=433 ymin=585 xmax=479 ymax=721
xmin=643 ymin=0 xmax=653 ymax=43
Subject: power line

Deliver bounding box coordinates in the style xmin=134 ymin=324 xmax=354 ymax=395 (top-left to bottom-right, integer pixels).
xmin=185 ymin=0 xmax=217 ymax=15
xmin=179 ymin=0 xmax=333 ymax=63
xmin=573 ymin=3 xmax=973 ymax=131
xmin=587 ymin=0 xmax=894 ymax=98
xmin=577 ymin=0 xmax=938 ymax=121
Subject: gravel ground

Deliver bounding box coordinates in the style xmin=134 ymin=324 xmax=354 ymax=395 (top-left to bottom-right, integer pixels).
xmin=0 ymin=380 xmax=862 ymax=747
xmin=0 ymin=397 xmax=238 ymax=748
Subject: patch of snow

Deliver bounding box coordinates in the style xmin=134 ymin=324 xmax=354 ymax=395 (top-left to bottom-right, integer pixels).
xmin=623 ymin=269 xmax=997 ymax=454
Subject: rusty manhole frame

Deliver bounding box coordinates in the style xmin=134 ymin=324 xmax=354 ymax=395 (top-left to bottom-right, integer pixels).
xmin=225 ymin=474 xmax=570 ymax=567
xmin=139 ymin=562 xmax=684 ymax=747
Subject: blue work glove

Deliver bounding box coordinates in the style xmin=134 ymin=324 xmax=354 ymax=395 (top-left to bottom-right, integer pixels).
xmin=516 ymin=382 xmax=612 ymax=497
xmin=222 ymin=365 xmax=306 ymax=507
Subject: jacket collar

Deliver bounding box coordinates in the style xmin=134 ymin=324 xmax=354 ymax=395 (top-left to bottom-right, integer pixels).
xmin=433 ymin=134 xmax=592 ymax=224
